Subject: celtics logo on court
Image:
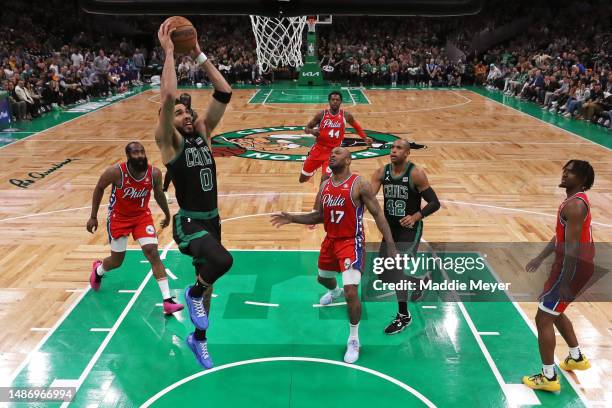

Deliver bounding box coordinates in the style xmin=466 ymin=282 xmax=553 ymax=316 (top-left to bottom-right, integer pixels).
xmin=211 ymin=126 xmax=400 ymax=161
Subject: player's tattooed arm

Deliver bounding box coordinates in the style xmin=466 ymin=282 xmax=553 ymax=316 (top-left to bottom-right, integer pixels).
xmin=271 ymin=187 xmax=324 ymax=227
xmin=87 ymin=166 xmax=121 ymax=233
xmin=357 ymin=178 xmax=397 ymax=257
xmin=151 ymin=167 xmax=171 ymax=228
xmin=156 ymin=21 xmax=179 ymax=164
xmin=370 ymin=166 xmax=385 ymax=196
xmin=305 ymin=110 xmax=324 ymax=137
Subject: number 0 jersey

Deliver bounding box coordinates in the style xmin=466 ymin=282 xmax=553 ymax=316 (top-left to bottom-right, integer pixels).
xmin=166 ymin=133 xmax=218 ymax=214
xmin=108 ymin=162 xmax=153 ymax=218
xmin=382 ymin=163 xmax=422 ymax=229
xmin=321 ymin=174 xmax=364 ymax=240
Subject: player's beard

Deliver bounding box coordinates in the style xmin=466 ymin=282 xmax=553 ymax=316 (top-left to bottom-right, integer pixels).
xmin=177 ymin=126 xmax=196 ymax=139
xmin=128 ymin=157 xmax=148 ymax=172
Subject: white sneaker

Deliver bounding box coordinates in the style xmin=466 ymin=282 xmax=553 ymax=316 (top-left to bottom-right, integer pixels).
xmin=320 ymin=287 xmax=344 ymax=306
xmin=344 ymin=338 xmax=360 ymax=364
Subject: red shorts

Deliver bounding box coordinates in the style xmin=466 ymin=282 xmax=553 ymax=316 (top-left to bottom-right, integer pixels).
xmin=318 ymin=235 xmax=365 ymax=273
xmin=302 ymin=144 xmax=334 ymax=178
xmin=107 ymin=210 xmax=157 ymax=242
xmin=539 ymin=259 xmax=594 ymax=315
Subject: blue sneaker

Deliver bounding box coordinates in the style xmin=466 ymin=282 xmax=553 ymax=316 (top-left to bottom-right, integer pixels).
xmin=186 ymin=332 xmax=214 ymax=369
xmin=184 ymin=286 xmax=209 ymax=330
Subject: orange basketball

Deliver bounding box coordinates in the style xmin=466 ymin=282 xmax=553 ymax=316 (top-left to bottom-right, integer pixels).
xmin=163 ymin=16 xmax=197 ymax=54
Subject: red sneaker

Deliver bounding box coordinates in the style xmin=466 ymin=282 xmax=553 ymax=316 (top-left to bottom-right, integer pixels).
xmin=163 ymin=298 xmax=185 ymax=315
xmin=90 ymin=260 xmax=102 ymax=291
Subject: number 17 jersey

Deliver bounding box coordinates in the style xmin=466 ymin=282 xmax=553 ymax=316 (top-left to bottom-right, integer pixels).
xmin=321 ymin=174 xmax=364 ymax=239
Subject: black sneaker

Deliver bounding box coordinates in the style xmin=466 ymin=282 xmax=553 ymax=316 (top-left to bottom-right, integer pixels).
xmin=411 ymin=273 xmax=431 ymax=302
xmin=384 ymin=313 xmax=412 ymax=335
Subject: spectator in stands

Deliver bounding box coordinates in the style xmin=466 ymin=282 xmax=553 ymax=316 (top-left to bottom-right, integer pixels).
xmin=15 ymin=79 xmax=39 ymax=119
xmin=93 ymin=49 xmax=110 ymax=96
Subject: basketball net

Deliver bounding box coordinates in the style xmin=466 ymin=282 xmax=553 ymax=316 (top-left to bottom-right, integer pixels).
xmin=249 ymin=15 xmax=309 ymax=73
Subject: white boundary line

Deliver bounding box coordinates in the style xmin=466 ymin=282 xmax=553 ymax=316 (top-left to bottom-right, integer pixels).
xmin=57 ymin=239 xmax=173 ymax=408
xmin=244 ymin=301 xmax=279 ymax=307
xmin=261 ymin=89 xmax=274 ymax=106
xmin=470 ymin=89 xmax=611 ymax=151
xmin=359 ymin=87 xmax=372 ymax=104
xmin=420 ymin=238 xmax=517 ymax=407
xmin=246 ymin=89 xmax=262 ymax=104
xmin=0 ymin=90 xmax=147 ymax=151
xmin=312 ymin=301 xmax=346 ymax=307
xmin=481 ymin=257 xmax=593 ymax=407
xmin=140 ymin=356 xmax=437 ymax=408
xmin=3 ymin=285 xmax=91 ymax=386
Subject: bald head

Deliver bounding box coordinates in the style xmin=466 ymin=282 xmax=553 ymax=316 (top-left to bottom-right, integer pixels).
xmin=329 ymin=147 xmax=351 ymax=173
xmin=389 ymin=139 xmax=411 ymax=165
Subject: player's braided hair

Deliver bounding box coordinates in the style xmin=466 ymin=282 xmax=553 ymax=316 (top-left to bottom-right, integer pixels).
xmin=564 ymin=159 xmax=595 ymax=191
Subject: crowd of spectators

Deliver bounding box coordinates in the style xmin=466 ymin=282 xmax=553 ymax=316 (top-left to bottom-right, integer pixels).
xmin=1 ymin=0 xmax=610 ymax=130
xmin=475 ymin=1 xmax=611 ymax=129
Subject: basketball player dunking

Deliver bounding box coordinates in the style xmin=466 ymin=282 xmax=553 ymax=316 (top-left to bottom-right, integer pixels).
xmin=523 ymin=160 xmax=595 ymax=392
xmin=371 ymin=139 xmax=440 ymax=334
xmin=86 ymin=142 xmax=184 ymax=315
xmin=272 ymin=147 xmax=397 ymax=364
xmin=301 ymin=91 xmax=372 ymax=184
xmin=156 ymin=21 xmax=233 ymax=369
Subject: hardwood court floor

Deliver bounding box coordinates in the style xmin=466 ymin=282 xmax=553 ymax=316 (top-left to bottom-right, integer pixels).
xmin=0 ymin=87 xmax=610 ymax=406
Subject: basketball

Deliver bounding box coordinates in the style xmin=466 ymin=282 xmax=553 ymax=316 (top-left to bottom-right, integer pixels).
xmin=163 ymin=16 xmax=197 ymax=54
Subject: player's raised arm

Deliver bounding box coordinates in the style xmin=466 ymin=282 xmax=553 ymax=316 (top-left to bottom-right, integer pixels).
xmin=370 ymin=166 xmax=385 ymax=196
xmin=155 ymin=21 xmax=179 ymax=163
xmin=151 ymin=167 xmax=171 ymax=229
xmin=357 ymin=178 xmax=397 ymax=257
xmin=344 ymin=111 xmax=372 ymax=144
xmin=87 ymin=166 xmax=120 ymax=233
xmin=192 ymin=43 xmax=232 ymax=140
xmin=305 ymin=110 xmax=324 ymax=137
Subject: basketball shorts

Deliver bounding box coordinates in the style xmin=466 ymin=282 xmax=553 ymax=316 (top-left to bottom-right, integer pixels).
xmin=302 ymin=144 xmax=333 ymax=178
xmin=378 ymin=221 xmax=424 ymax=281
xmin=107 ymin=210 xmax=157 ymax=252
xmin=318 ymin=235 xmax=365 ymax=285
xmin=538 ymin=259 xmax=594 ymax=315
xmin=173 ymin=209 xmax=221 ymax=257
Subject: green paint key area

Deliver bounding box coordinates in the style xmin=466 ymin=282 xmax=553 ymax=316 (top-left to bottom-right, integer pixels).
xmin=9 ymin=251 xmax=585 ymax=407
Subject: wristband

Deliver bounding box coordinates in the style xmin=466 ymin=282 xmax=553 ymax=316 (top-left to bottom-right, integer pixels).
xmin=195 ymin=52 xmax=208 ymax=66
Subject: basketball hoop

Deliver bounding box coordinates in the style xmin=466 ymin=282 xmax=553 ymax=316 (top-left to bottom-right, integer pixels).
xmin=249 ymin=15 xmax=308 ymax=74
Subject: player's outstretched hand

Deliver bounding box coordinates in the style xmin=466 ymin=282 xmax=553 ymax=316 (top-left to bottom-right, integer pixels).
xmin=525 ymin=257 xmax=543 ymax=273
xmin=86 ymin=217 xmax=98 ymax=234
xmin=160 ymin=216 xmax=170 ymax=229
xmin=270 ymin=212 xmax=293 ymax=228
xmin=157 ymin=21 xmax=175 ymax=53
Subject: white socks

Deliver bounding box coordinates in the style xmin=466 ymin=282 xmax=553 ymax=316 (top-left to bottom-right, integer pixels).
xmin=157 ymin=278 xmax=170 ymax=300
xmin=569 ymin=346 xmax=581 ymax=360
xmin=349 ymin=322 xmax=360 ymax=341
xmin=542 ymin=364 xmax=555 ymax=379
xmin=96 ymin=263 xmax=106 ymax=277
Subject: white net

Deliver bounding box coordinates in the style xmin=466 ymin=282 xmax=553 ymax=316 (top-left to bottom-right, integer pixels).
xmin=249 ymin=15 xmax=308 ymax=73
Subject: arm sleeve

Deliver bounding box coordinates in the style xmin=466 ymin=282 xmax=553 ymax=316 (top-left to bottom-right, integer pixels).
xmin=420 ymin=187 xmax=440 ymax=218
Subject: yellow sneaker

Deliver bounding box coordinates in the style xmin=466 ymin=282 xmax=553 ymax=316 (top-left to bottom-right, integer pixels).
xmin=560 ymin=354 xmax=591 ymax=371
xmin=522 ymin=372 xmax=560 ymax=392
